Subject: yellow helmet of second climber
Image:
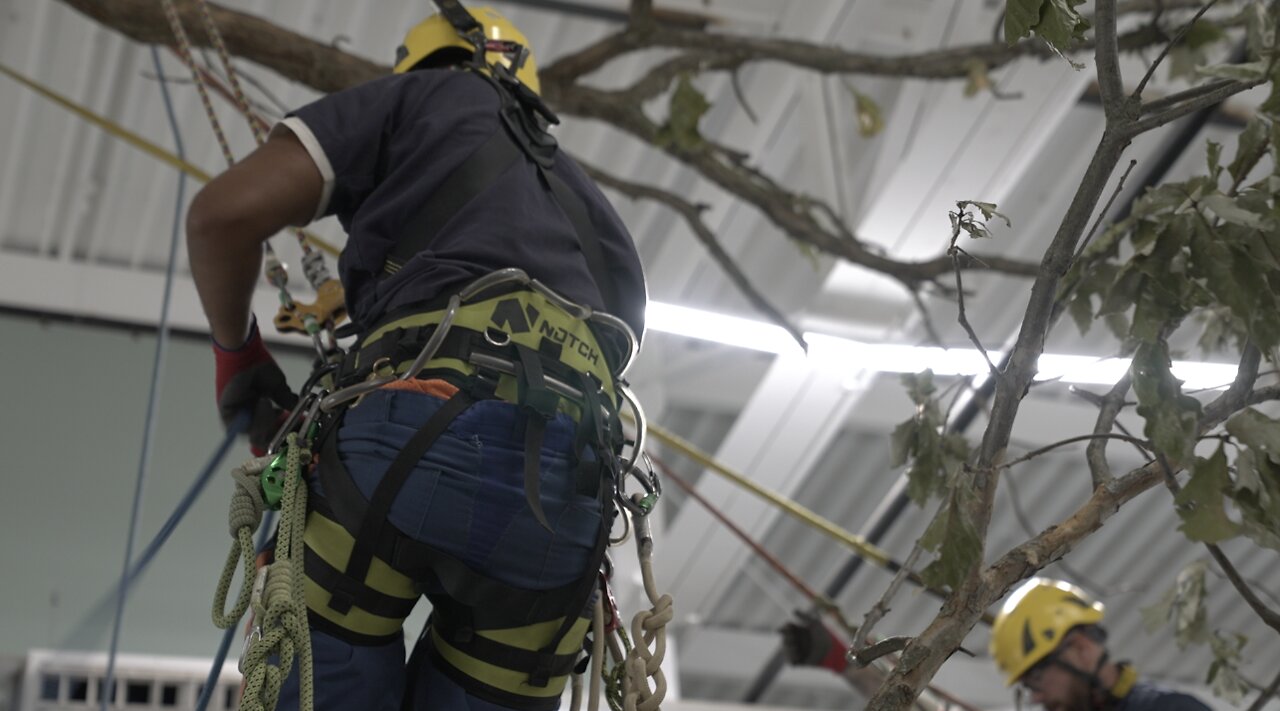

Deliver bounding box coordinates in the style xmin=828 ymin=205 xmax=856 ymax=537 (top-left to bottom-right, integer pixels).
xmin=393 ymin=6 xmax=541 ymax=95
xmin=989 ymin=578 xmax=1105 ymax=686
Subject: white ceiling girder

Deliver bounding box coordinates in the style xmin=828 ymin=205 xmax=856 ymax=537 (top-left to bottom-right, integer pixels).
xmin=0 ymin=250 xmax=308 ymax=348
xmin=652 ymin=0 xmax=989 ymax=622
xmin=657 ymin=353 xmax=871 ymax=617
xmin=815 ymin=38 xmax=1098 ymax=330
xmin=677 ymin=624 xmax=1013 ymax=710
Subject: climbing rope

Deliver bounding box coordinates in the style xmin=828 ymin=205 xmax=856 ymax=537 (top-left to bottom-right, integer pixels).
xmin=620 ymin=500 xmax=672 ymax=711
xmin=213 ymin=433 xmax=314 ymax=711
xmin=159 ymin=0 xmax=346 ymax=348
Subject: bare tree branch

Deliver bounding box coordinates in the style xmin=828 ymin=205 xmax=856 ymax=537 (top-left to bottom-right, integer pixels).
xmin=1096 ymin=0 xmax=1131 ymax=116
xmin=1130 ymin=77 xmax=1267 ymax=135
xmin=580 ymin=161 xmax=808 ymax=351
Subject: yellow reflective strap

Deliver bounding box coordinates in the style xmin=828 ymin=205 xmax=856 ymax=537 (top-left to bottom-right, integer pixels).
xmin=358 ymin=289 xmax=617 ymax=402
xmin=303 ymin=578 xmax=405 ymax=639
xmin=302 ymin=513 xmax=418 ymax=638
xmin=430 ymin=618 xmax=591 ymax=699
xmin=480 ymin=616 xmax=591 ymax=656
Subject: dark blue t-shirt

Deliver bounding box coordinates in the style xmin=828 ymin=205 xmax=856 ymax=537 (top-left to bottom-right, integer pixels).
xmin=283 ymin=70 xmax=646 ymax=340
xmin=1114 ymin=682 xmax=1211 ymax=710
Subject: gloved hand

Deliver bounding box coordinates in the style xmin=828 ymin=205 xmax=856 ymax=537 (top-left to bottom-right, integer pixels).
xmin=214 ymin=319 xmax=298 ymax=455
xmin=779 ymin=610 xmax=848 ymax=673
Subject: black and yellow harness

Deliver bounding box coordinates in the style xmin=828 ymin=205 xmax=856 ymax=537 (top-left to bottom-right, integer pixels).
xmin=302 ymin=272 xmax=635 ymax=709
xmin=293 ymin=7 xmax=643 ymax=705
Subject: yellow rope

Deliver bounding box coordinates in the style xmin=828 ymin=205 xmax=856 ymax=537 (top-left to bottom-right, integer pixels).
xmin=642 ymin=420 xmax=893 ymax=568
xmin=0 ymin=61 xmax=342 ymax=259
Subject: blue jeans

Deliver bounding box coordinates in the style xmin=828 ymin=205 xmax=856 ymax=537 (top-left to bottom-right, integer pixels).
xmin=277 ymin=389 xmax=603 ymax=710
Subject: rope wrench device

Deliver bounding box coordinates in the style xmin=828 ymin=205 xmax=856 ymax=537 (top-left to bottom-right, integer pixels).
xmin=219 ymin=2 xmax=663 ymax=708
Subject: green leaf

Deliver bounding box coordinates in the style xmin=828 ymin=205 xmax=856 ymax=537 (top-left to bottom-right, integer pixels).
xmin=1230 ymin=446 xmax=1280 ymax=551
xmin=919 ymin=492 xmax=983 ymax=590
xmin=1168 ymin=20 xmax=1225 ymax=82
xmin=958 ymin=200 xmax=1012 ymax=227
xmin=1068 ymin=292 xmax=1094 ymax=335
xmin=655 ymin=74 xmax=710 ymax=152
xmin=1196 ymin=60 xmax=1270 ymax=82
xmin=1132 ymin=342 xmax=1202 ymax=463
xmin=1175 ymin=447 xmax=1241 ymax=543
xmin=902 ymin=370 xmax=938 ymax=407
xmin=1103 ymin=312 xmax=1130 ymax=340
xmin=1200 ymin=193 xmax=1267 ymax=229
xmin=890 ymin=418 xmax=918 ymax=469
xmin=1225 ymin=407 xmax=1280 ymax=456
xmin=1207 ymin=632 xmax=1251 ymax=703
xmin=842 ymin=82 xmax=884 ymax=138
xmin=906 ymin=424 xmax=947 ymax=505
xmin=1004 ymin=0 xmax=1090 ymax=53
xmin=1228 ymin=118 xmax=1268 ymax=186
xmin=1185 ymin=18 xmax=1228 ymax=50
xmin=1205 ymin=140 xmax=1223 ymax=182
xmin=1170 ymin=560 xmax=1211 ymax=648
xmin=1245 ymin=0 xmax=1277 ymax=59
xmin=1140 ymin=585 xmax=1175 ymax=633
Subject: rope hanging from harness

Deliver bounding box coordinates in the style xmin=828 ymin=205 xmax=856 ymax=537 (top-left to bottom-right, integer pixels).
xmin=213 ymin=433 xmax=315 ymax=711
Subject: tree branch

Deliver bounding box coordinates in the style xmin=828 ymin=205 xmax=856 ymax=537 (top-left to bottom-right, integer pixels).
xmin=1130 ymin=77 xmax=1267 ymax=135
xmin=580 ymin=161 xmax=808 ymax=351
xmin=1095 ymin=0 xmax=1131 ymax=116
xmin=1247 ymin=667 xmax=1280 ymax=711
xmin=57 ymin=0 xmax=385 ymax=93
xmin=1000 ymin=431 xmax=1150 ymax=471
xmin=1085 ymin=374 xmax=1135 ymax=488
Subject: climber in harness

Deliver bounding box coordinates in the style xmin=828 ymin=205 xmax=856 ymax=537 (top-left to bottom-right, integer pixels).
xmin=990 ymin=578 xmax=1211 ymax=711
xmin=186 ymin=3 xmax=648 ymax=709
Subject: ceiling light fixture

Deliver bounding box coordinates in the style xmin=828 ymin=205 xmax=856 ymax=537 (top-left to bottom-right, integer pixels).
xmin=645 ymin=301 xmax=1238 ymax=390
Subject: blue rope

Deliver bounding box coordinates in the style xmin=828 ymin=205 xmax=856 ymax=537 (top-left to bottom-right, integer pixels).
xmin=101 ymin=47 xmax=190 ymax=711
xmin=196 ymin=511 xmax=277 ymax=711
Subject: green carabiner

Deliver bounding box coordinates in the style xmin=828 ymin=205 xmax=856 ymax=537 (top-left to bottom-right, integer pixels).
xmin=261 ymin=451 xmax=288 ymax=510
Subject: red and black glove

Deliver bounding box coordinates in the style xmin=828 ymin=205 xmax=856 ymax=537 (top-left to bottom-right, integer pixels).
xmin=780 ymin=611 xmax=849 ymax=674
xmin=214 ymin=319 xmax=298 ymax=455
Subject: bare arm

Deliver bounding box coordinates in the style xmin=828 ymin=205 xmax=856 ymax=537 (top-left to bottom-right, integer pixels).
xmin=186 ymin=127 xmax=324 ymax=346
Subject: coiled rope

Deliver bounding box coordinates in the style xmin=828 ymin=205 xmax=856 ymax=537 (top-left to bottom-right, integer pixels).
xmin=213 ymin=434 xmax=313 ymax=711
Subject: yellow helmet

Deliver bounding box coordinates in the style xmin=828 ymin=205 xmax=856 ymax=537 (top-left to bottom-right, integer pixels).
xmin=989 ymin=578 xmax=1105 ymax=686
xmin=393 ymin=6 xmax=541 ymax=95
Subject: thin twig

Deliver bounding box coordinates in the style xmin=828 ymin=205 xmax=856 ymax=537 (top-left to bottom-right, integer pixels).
xmin=1140 ymin=77 xmax=1234 ymax=115
xmin=1246 ymin=668 xmax=1280 ymax=711
xmin=951 ymin=247 xmax=1000 ymax=378
xmin=1000 ymin=432 xmax=1151 ymax=470
xmin=853 ymin=543 xmax=926 ymax=650
xmin=730 ymin=69 xmax=758 ymax=124
xmin=1132 ymin=0 xmax=1222 ymax=99
xmin=1074 ymin=159 xmax=1138 ymax=262
xmin=908 ymin=286 xmax=945 ymax=347
xmin=851 ymin=636 xmax=912 ymax=669
xmin=1130 ymin=77 xmax=1266 ymax=135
